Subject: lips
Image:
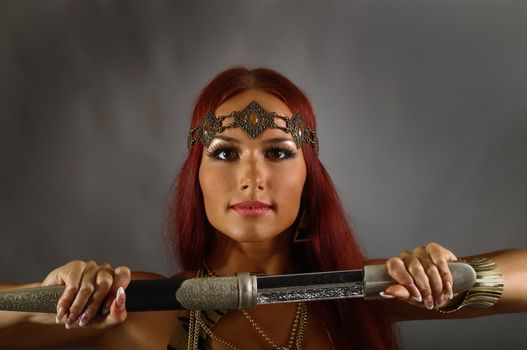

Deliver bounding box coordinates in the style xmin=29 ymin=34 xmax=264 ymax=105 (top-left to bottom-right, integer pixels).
xmin=231 ymin=201 xmax=272 ymax=217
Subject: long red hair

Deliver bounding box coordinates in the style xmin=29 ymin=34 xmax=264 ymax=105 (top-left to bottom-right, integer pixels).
xmin=168 ymin=67 xmax=398 ymax=349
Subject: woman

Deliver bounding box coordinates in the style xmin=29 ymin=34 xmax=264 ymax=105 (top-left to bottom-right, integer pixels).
xmin=0 ymin=67 xmax=526 ymax=349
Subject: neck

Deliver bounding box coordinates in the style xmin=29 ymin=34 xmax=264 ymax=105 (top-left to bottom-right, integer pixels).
xmin=206 ymin=230 xmax=295 ymax=276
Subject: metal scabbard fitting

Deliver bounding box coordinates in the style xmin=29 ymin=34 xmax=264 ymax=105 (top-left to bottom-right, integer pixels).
xmin=175 ymin=276 xmax=240 ymax=310
xmin=175 ymin=273 xmax=257 ymax=310
xmin=236 ymin=272 xmax=257 ymax=309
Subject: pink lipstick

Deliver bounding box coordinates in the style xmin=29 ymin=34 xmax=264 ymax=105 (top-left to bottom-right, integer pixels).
xmin=231 ymin=201 xmax=271 ymax=217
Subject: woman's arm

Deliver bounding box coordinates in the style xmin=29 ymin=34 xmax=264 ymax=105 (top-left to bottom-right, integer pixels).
xmin=377 ymin=244 xmax=527 ymax=321
xmin=0 ymin=262 xmax=175 ymax=348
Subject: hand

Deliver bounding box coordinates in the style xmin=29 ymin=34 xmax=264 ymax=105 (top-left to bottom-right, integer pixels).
xmin=382 ymin=242 xmax=457 ymax=309
xmin=41 ymin=260 xmax=131 ymax=329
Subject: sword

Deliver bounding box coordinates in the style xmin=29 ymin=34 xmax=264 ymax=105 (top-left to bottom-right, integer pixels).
xmin=0 ymin=262 xmax=475 ymax=312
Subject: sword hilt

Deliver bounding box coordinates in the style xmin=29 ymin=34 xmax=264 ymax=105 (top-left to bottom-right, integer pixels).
xmin=363 ymin=261 xmax=476 ymax=298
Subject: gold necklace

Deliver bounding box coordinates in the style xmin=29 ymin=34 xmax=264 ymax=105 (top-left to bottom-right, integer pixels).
xmin=241 ymin=302 xmax=308 ymax=350
xmin=188 ymin=263 xmax=308 ymax=350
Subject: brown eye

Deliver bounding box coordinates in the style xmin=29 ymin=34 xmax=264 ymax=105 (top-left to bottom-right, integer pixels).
xmin=266 ymin=147 xmax=295 ymax=160
xmin=208 ymin=147 xmax=238 ymax=161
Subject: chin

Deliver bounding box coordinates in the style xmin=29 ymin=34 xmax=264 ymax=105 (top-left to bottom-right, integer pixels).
xmin=231 ymin=233 xmax=277 ymax=243
xmin=227 ymin=228 xmax=291 ymax=244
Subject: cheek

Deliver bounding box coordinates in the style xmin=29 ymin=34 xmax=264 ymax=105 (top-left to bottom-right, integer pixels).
xmin=274 ymin=161 xmax=306 ymax=210
xmin=199 ymin=162 xmax=235 ymax=216
xmin=199 ymin=163 xmax=219 ymax=215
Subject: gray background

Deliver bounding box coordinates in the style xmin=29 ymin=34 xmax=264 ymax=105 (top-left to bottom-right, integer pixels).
xmin=1 ymin=0 xmax=526 ymax=349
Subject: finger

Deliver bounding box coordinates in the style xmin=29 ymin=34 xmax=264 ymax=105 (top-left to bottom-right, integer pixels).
xmin=78 ymin=264 xmax=114 ymax=327
xmin=385 ymin=256 xmax=422 ymax=302
xmin=425 ymin=243 xmax=457 ymax=300
xmin=56 ymin=261 xmax=85 ymax=324
xmin=65 ymin=261 xmax=99 ymax=328
xmin=422 ymin=262 xmax=444 ymax=306
xmin=410 ymin=247 xmax=444 ymax=301
xmin=424 ymin=242 xmax=458 ymax=261
xmin=88 ymin=287 xmax=128 ymax=328
xmin=102 ymin=266 xmax=131 ymax=314
xmin=402 ymin=255 xmax=436 ymax=309
xmin=432 ymin=258 xmax=453 ymax=301
xmin=107 ymin=287 xmax=128 ymax=324
xmin=382 ymin=284 xmax=409 ymax=299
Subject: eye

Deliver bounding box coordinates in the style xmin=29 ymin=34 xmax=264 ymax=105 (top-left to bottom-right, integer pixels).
xmin=266 ymin=147 xmax=296 ymax=160
xmin=207 ymin=146 xmax=239 ymax=161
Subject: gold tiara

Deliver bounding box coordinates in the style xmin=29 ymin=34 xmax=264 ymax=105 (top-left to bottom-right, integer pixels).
xmin=187 ymin=101 xmax=319 ymax=154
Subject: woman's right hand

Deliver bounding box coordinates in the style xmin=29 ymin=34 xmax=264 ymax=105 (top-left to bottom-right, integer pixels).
xmin=41 ymin=260 xmax=131 ymax=329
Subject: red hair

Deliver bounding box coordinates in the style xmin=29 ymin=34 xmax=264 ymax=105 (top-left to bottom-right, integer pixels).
xmin=168 ymin=67 xmax=398 ymax=349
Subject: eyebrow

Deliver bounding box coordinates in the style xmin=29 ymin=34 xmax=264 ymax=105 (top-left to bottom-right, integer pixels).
xmin=211 ymin=135 xmax=295 ymax=144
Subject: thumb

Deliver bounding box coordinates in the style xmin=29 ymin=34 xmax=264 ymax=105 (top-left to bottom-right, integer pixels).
xmin=107 ymin=286 xmax=128 ymax=323
xmin=101 ymin=266 xmax=131 ymax=315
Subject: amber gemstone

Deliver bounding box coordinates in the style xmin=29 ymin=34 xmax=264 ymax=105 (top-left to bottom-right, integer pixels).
xmin=249 ymin=111 xmax=259 ymax=126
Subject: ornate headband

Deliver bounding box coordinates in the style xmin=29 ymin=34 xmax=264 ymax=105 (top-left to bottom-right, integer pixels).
xmin=187 ymin=101 xmax=319 ymax=154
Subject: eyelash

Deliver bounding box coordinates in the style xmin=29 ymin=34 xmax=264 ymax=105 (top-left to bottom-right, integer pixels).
xmin=206 ymin=143 xmax=297 ymax=162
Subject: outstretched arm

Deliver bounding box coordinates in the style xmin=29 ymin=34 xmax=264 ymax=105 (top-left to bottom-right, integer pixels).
xmin=375 ymin=244 xmax=527 ymax=321
xmin=0 ymin=261 xmax=178 ymax=348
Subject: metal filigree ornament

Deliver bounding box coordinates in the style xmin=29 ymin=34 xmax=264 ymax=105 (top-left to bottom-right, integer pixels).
xmin=187 ymin=101 xmax=319 ymax=154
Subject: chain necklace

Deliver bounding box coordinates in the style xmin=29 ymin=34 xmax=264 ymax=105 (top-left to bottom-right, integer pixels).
xmin=241 ymin=302 xmax=307 ymax=350
xmin=186 ymin=263 xmax=308 ymax=350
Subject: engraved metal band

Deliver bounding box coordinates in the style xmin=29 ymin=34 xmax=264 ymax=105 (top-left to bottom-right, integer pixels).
xmin=436 ymin=257 xmax=504 ymax=313
xmin=187 ymin=101 xmax=319 ymax=154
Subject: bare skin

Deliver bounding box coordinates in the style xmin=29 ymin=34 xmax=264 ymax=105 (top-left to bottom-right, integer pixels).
xmin=0 ymin=89 xmax=526 ymax=349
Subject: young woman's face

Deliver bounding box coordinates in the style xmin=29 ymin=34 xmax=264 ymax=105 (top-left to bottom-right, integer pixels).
xmin=199 ymin=89 xmax=307 ymax=243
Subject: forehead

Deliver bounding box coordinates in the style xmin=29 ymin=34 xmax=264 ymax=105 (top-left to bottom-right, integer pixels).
xmin=215 ymin=89 xmax=292 ymax=117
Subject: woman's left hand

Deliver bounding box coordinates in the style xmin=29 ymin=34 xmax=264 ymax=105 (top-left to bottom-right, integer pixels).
xmin=382 ymin=242 xmax=458 ymax=309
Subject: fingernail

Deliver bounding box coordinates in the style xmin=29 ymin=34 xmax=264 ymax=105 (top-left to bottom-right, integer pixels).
xmin=65 ymin=313 xmax=76 ymax=329
xmin=79 ymin=311 xmax=90 ymax=327
xmin=410 ymin=284 xmax=422 ymax=303
xmin=56 ymin=307 xmax=66 ymax=324
xmin=116 ymin=287 xmax=126 ymax=310
xmin=446 ymin=281 xmax=454 ymax=300
xmin=379 ymin=291 xmax=395 ymax=299
xmin=424 ymin=295 xmax=434 ymax=310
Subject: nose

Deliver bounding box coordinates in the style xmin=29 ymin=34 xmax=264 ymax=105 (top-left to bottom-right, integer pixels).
xmin=238 ymin=156 xmax=266 ymax=193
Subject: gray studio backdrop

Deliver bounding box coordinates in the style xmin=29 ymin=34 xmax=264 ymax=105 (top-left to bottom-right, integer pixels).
xmin=1 ymin=1 xmax=526 ymax=349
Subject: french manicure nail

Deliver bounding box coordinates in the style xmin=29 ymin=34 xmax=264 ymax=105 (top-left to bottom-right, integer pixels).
xmin=424 ymin=295 xmax=434 ymax=310
xmin=379 ymin=291 xmax=395 ymax=299
xmin=65 ymin=313 xmax=76 ymax=329
xmin=116 ymin=287 xmax=126 ymax=310
xmin=56 ymin=307 xmax=66 ymax=324
xmin=410 ymin=284 xmax=422 ymax=303
xmin=446 ymin=281 xmax=454 ymax=300
xmin=79 ymin=311 xmax=90 ymax=327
